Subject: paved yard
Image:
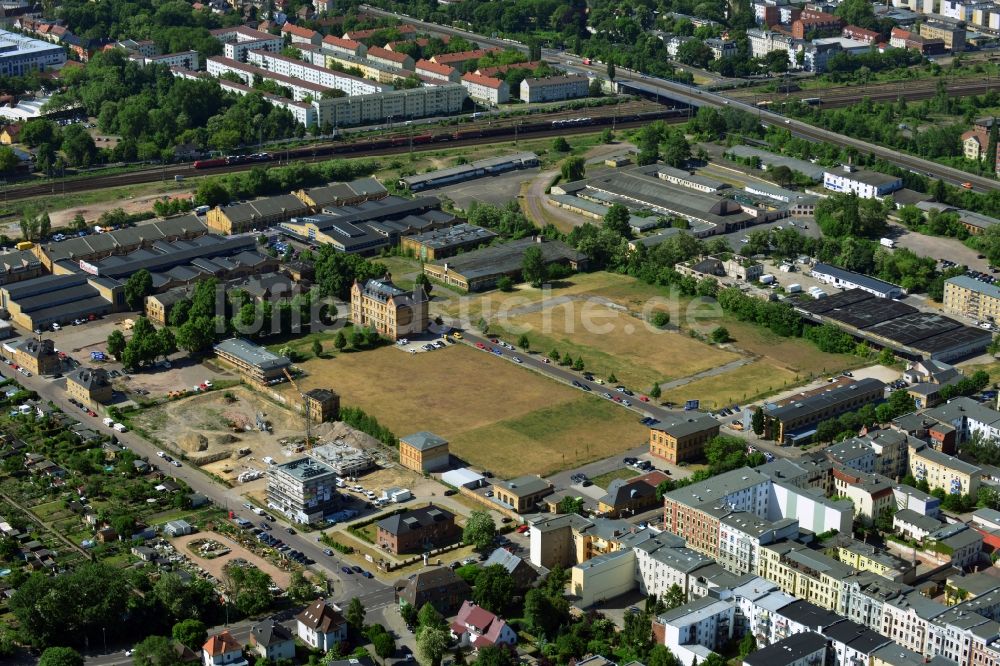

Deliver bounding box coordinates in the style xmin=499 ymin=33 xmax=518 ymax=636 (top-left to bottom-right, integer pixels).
xmin=170 ymin=530 xmax=293 ymax=589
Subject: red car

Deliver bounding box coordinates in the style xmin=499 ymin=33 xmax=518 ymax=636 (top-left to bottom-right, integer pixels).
xmin=476 ymin=342 xmax=486 ymax=350
xmin=489 ymin=338 xmax=499 ymax=344
xmin=639 ymin=396 xmax=649 ymax=402
xmin=516 ymin=525 xmax=530 ymax=534
xmin=87 ymin=409 xmax=97 ymax=417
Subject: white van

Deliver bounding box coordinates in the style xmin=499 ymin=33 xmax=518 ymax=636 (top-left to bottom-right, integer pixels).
xmin=113 ymin=423 xmax=127 ymax=432
xmin=102 ymin=417 xmax=114 ymax=427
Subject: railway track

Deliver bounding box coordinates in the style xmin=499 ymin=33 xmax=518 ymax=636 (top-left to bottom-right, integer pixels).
xmin=725 ymin=77 xmax=999 ymax=108
xmin=2 ymin=110 xmax=682 ymax=203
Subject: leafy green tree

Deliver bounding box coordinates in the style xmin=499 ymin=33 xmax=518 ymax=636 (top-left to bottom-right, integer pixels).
xmin=287 ymin=570 xmax=315 ymax=605
xmin=739 ymin=633 xmax=758 ymax=660
xmin=400 ymin=602 xmax=419 ymax=628
xmin=517 ymin=334 xmax=530 ymax=350
xmin=603 ymin=203 xmax=632 ymax=238
xmin=560 ymin=155 xmax=585 ymax=181
xmin=39 ymin=647 xmax=84 ymax=666
xmin=572 ymin=356 xmax=585 ymax=371
xmin=11 ymin=562 xmax=129 ymax=648
xmin=416 ymin=626 xmax=449 ymax=666
xmin=132 ymin=635 xmax=181 ymax=666
xmin=651 ymin=311 xmax=670 ymax=328
xmin=557 ymin=496 xmax=584 ymax=515
xmin=752 ymin=407 xmax=765 ymax=436
xmin=224 ymin=564 xmax=273 ymax=617
xmin=463 ymin=511 xmax=497 ymax=551
xmin=476 ymin=645 xmax=517 ymax=666
xmin=662 ymin=131 xmax=690 ymax=168
xmin=107 ymin=329 xmax=127 ymax=359
xmin=415 ymin=272 xmax=433 ymax=297
xmin=497 ymin=276 xmax=514 ymax=292
xmin=418 ymin=602 xmax=446 ymax=630
xmin=124 ymin=269 xmax=153 ymax=310
xmin=371 ymin=629 xmax=395 ymax=661
xmin=552 ymin=137 xmax=570 ymax=152
xmin=172 ymin=619 xmax=207 ymax=651
xmin=709 ymin=326 xmax=731 ymax=343
xmin=663 ymin=583 xmax=686 ymax=610
xmin=522 ymin=246 xmax=546 ymax=287
xmin=334 ymin=330 xmax=347 ymax=351
xmin=176 ymin=316 xmax=217 ymax=354
xmin=648 ymin=645 xmax=679 ymax=666
xmin=607 ymin=61 xmax=616 ymax=81
xmin=346 ymin=597 xmax=366 ymax=630
xmin=312 ymin=339 xmax=323 ymax=358
xmin=650 ymin=383 xmax=662 ymax=399
xmin=472 ymin=565 xmax=514 ymax=613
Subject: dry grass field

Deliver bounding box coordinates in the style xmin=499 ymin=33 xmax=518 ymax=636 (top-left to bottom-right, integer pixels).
xmin=280 ymin=344 xmax=647 ymax=477
xmin=496 ymin=302 xmax=740 ymax=391
xmin=660 ymin=359 xmax=800 ymax=410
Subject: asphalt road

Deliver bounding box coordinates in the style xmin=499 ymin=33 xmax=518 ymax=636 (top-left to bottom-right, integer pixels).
xmin=361 ymin=5 xmax=1000 ymax=193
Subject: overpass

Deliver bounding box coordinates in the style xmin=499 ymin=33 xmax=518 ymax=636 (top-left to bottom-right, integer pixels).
xmin=360 ymin=4 xmax=1000 ymax=193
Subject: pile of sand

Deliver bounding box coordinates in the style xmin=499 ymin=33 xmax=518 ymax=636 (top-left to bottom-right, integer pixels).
xmin=179 ymin=433 xmax=209 ymax=453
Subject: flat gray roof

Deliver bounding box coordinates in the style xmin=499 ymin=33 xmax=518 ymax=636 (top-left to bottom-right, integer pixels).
xmin=214 ymin=338 xmax=291 ymax=372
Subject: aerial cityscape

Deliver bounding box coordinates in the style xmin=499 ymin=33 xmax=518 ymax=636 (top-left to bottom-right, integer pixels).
xmin=6 ymin=0 xmax=1000 ymax=666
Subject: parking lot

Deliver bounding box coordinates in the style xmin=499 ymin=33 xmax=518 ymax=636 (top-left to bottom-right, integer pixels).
xmin=432 ymin=166 xmax=540 ymax=209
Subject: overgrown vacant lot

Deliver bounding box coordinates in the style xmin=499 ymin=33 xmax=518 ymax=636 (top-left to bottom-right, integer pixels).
xmin=282 ymin=344 xmax=648 ymax=477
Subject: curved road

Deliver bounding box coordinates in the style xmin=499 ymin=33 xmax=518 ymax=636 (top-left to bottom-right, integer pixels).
xmin=362 ymin=5 xmax=1000 ymax=193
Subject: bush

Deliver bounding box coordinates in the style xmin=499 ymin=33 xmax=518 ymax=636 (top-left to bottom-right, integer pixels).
xmin=651 ymin=311 xmax=670 ymax=328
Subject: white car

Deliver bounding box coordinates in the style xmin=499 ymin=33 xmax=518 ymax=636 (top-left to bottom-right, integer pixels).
xmin=204 ymin=380 xmax=213 ymax=388
xmin=157 ymin=451 xmax=165 ymax=458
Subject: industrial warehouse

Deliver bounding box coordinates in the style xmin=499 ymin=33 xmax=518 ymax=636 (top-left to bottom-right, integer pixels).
xmin=398 ymin=152 xmax=539 ymax=191
xmin=795 ymin=289 xmax=991 ymax=361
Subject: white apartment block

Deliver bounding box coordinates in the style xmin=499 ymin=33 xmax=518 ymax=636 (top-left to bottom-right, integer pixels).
xmin=246 ymin=50 xmax=386 ymax=96
xmin=460 ymin=72 xmax=509 ymax=105
xmin=747 ymin=29 xmax=799 ymax=65
xmin=520 ymin=75 xmax=590 ymax=103
xmin=218 ymin=78 xmax=317 ymax=127
xmin=0 ymin=29 xmax=65 ymax=76
xmin=718 ymin=512 xmax=799 ymax=575
xmin=880 ymin=591 xmax=948 ymax=654
xmin=212 ymin=26 xmax=282 ymax=63
xmin=656 ymin=597 xmax=736 ymax=666
xmin=892 ymin=0 xmax=935 ymax=13
xmin=207 ymin=57 xmax=326 ymax=102
xmin=634 ymin=536 xmax=714 ymax=599
xmin=141 ymin=51 xmax=200 ymax=70
xmin=314 ymin=84 xmax=466 ymax=128
xmin=823 ymin=166 xmax=904 ymax=199
xmin=939 ymin=0 xmax=978 ymax=21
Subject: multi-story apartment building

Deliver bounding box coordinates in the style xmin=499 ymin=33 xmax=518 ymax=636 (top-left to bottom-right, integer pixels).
xmin=943 ymin=275 xmax=1000 ymax=322
xmin=313 ymin=84 xmax=467 ymax=128
xmin=831 ymin=466 xmax=896 ymax=524
xmin=416 ymin=59 xmax=460 ymax=82
xmin=909 ymin=441 xmax=982 ymax=496
xmin=376 ymin=505 xmax=460 ymax=554
xmin=322 ymin=35 xmax=367 ymax=58
xmin=520 ymin=75 xmax=590 ymax=103
xmin=747 ymin=29 xmax=799 ymax=62
xmin=398 ymin=431 xmax=450 ymax=472
xmin=718 ymin=511 xmax=798 ymax=575
xmin=919 ymin=20 xmax=966 ymax=52
xmin=824 ymin=438 xmax=878 ymax=473
xmin=836 ymin=540 xmax=915 ymax=583
xmin=757 ymin=541 xmax=856 ymax=612
xmin=880 ymin=590 xmax=948 ymax=654
xmin=66 ymin=367 xmax=113 ymax=407
xmin=12 ymin=338 xmax=60 ymax=375
xmin=654 ymin=597 xmax=736 ymax=665
xmin=213 ymin=338 xmax=291 ymax=386
xmin=634 ymin=532 xmax=714 ymax=599
xmin=246 ymin=50 xmax=386 ymax=96
xmin=266 ymin=456 xmax=339 ymax=524
xmin=349 ymin=275 xmax=428 ymax=341
xmin=210 ymin=26 xmax=282 ymax=62
xmin=460 ymin=72 xmax=509 ymax=105
xmin=663 ymin=468 xmax=772 ymax=556
xmin=282 ymin=22 xmax=322 ymax=45
xmin=365 ymin=45 xmax=413 ymax=71
xmin=648 ymin=412 xmax=720 ymax=464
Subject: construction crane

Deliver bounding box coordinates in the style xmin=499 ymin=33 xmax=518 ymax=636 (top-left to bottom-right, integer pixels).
xmin=283 ymin=368 xmax=312 ymax=449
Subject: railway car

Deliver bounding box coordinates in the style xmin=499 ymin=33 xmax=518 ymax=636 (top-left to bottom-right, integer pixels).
xmin=193 ymin=158 xmax=227 ymax=169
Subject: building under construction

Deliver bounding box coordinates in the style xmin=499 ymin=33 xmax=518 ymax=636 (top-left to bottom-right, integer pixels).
xmin=307 ymin=441 xmax=374 ymax=477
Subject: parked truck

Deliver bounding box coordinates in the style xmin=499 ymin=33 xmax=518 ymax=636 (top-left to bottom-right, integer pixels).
xmin=880 ymin=238 xmax=895 ymax=248
xmin=787 ymin=283 xmax=802 ymax=294
xmin=760 ymin=274 xmax=775 ymax=285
